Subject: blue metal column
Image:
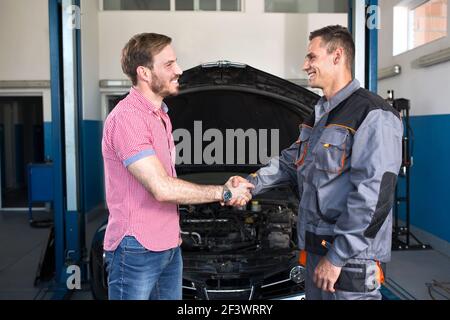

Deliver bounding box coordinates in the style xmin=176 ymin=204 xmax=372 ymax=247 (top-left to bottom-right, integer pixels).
xmin=349 ymin=0 xmax=379 ymax=93
xmin=48 ymin=0 xmax=66 ymax=284
xmin=74 ymin=0 xmax=87 ymax=282
xmin=48 ymin=0 xmax=86 ymax=293
xmin=366 ymin=0 xmax=379 ymax=93
xmin=61 ymin=0 xmax=86 ymax=287
xmin=348 ymin=0 xmax=353 ymax=34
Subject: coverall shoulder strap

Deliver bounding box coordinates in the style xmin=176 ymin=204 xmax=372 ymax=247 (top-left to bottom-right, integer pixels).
xmin=326 ymin=88 xmax=400 ymax=134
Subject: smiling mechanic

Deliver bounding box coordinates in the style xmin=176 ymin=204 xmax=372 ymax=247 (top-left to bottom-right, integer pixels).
xmin=233 ymin=25 xmax=403 ymax=300
xmin=102 ymin=33 xmax=254 ymax=300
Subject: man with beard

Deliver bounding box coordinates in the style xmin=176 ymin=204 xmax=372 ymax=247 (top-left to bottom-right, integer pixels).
xmin=101 ymin=33 xmax=254 ymax=300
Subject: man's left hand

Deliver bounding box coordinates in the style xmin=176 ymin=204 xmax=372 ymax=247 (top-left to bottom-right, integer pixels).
xmin=313 ymin=257 xmax=342 ymax=293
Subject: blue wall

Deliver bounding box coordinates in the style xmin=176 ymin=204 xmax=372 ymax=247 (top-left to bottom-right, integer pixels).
xmin=44 ymin=122 xmax=52 ymax=160
xmin=43 ymin=120 xmax=104 ymax=213
xmin=402 ymin=114 xmax=450 ymax=242
xmin=82 ymin=120 xmax=104 ymax=212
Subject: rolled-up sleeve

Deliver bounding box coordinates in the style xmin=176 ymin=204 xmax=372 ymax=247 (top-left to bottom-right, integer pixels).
xmin=108 ymin=110 xmax=156 ymax=168
xmin=326 ymin=109 xmax=403 ymax=267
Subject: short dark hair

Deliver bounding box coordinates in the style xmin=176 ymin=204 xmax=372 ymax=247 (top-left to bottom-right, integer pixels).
xmin=309 ymin=25 xmax=355 ymax=70
xmin=121 ymin=33 xmax=172 ymax=85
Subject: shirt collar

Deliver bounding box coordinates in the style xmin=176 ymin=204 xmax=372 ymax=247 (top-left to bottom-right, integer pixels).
xmin=318 ymin=79 xmax=361 ymax=111
xmin=161 ymin=102 xmax=169 ymax=114
xmin=129 ymin=87 xmax=169 ymax=114
xmin=329 ymin=78 xmax=360 ymax=109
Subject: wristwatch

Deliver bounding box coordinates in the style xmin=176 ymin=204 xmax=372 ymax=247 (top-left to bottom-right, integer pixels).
xmin=222 ymin=185 xmax=233 ymax=203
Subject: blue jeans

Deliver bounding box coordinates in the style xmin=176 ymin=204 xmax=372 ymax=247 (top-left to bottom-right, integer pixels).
xmin=104 ymin=236 xmax=182 ymax=300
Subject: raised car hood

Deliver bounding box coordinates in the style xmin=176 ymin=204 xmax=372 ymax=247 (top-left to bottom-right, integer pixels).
xmin=164 ymin=61 xmax=319 ymax=171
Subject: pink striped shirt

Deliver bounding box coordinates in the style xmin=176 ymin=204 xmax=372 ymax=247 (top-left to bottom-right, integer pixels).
xmin=102 ymin=87 xmax=179 ymax=252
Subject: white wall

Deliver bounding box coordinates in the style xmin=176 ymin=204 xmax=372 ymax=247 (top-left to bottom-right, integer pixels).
xmin=0 ymin=0 xmax=347 ymax=119
xmin=0 ymin=0 xmax=51 ymax=122
xmin=0 ymin=0 xmax=99 ymax=121
xmin=0 ymin=0 xmax=50 ymax=81
xmin=98 ymin=1 xmax=347 ymax=81
xmin=378 ymin=0 xmax=450 ymax=116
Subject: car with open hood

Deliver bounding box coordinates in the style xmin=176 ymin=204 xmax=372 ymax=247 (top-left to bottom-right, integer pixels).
xmin=90 ymin=61 xmax=319 ymax=300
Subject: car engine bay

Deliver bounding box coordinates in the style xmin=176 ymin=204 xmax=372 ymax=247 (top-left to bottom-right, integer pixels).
xmin=180 ymin=200 xmax=297 ymax=253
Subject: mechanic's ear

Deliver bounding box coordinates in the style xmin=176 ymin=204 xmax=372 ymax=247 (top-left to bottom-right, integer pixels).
xmin=333 ymin=47 xmax=344 ymax=65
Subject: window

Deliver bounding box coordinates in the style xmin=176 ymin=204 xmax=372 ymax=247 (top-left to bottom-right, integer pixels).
xmin=175 ymin=0 xmax=194 ymax=11
xmin=412 ymin=0 xmax=447 ymax=47
xmin=176 ymin=0 xmax=242 ymax=11
xmin=221 ymin=0 xmax=241 ymax=11
xmin=264 ymin=0 xmax=348 ymax=13
xmin=104 ymin=0 xmax=242 ymax=11
xmin=104 ymin=0 xmax=170 ymax=10
xmin=394 ymin=0 xmax=448 ymax=55
xmin=200 ymin=0 xmax=217 ymax=11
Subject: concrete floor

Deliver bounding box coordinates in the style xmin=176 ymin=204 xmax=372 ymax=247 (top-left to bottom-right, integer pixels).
xmin=0 ymin=210 xmax=50 ymax=299
xmin=0 ymin=209 xmax=449 ymax=300
xmin=0 ymin=208 xmax=107 ymax=300
xmin=385 ymin=250 xmax=450 ymax=300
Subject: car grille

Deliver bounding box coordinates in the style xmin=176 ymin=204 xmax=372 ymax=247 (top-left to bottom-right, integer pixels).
xmin=182 ymin=275 xmax=305 ymax=300
xmin=205 ymin=287 xmax=254 ymax=300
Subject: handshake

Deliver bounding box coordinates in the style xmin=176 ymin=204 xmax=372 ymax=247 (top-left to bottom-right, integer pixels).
xmin=221 ymin=176 xmax=255 ymax=207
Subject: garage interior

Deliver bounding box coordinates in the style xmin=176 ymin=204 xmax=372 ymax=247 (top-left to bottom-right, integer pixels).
xmin=0 ymin=0 xmax=449 ymax=301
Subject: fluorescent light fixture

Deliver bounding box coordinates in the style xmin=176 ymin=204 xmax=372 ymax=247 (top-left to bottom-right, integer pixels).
xmin=378 ymin=65 xmax=402 ymax=80
xmin=99 ymin=80 xmax=131 ymax=88
xmin=411 ymin=47 xmax=450 ymax=68
xmin=201 ymin=60 xmax=246 ymax=68
xmin=0 ymin=80 xmax=51 ymax=89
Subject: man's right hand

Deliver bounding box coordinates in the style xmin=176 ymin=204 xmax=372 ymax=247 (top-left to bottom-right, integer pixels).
xmin=223 ymin=176 xmax=254 ymax=207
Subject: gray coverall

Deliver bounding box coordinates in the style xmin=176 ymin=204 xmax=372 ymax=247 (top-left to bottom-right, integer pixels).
xmin=247 ymin=79 xmax=403 ymax=300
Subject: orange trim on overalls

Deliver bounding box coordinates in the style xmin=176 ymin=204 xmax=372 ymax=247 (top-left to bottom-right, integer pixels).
xmin=321 ymin=124 xmax=352 ymax=175
xmin=299 ymin=250 xmax=307 ymax=267
xmin=325 ymin=123 xmax=356 ymax=134
xmin=376 ymin=261 xmax=385 ymax=285
xmin=295 ymin=143 xmax=309 ymax=167
xmin=295 ymin=124 xmax=312 ymax=164
xmin=337 ymin=140 xmax=347 ymax=175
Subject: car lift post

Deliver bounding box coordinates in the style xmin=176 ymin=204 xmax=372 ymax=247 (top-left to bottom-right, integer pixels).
xmin=365 ymin=0 xmax=378 ymax=93
xmin=348 ymin=0 xmax=378 ymax=93
xmin=48 ymin=0 xmax=86 ymax=298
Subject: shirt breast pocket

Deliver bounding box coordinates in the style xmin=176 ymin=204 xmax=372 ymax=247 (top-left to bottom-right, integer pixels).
xmin=314 ymin=127 xmax=350 ymax=174
xmin=295 ymin=126 xmax=312 ymax=167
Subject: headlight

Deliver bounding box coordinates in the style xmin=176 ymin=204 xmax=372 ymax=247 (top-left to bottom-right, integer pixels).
xmin=290 ymin=266 xmax=306 ymax=284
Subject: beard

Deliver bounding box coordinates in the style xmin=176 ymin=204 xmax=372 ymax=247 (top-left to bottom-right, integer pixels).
xmin=150 ymin=71 xmax=179 ymax=98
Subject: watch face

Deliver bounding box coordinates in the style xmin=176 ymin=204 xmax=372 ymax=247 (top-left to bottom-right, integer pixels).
xmin=224 ymin=190 xmax=232 ymax=202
